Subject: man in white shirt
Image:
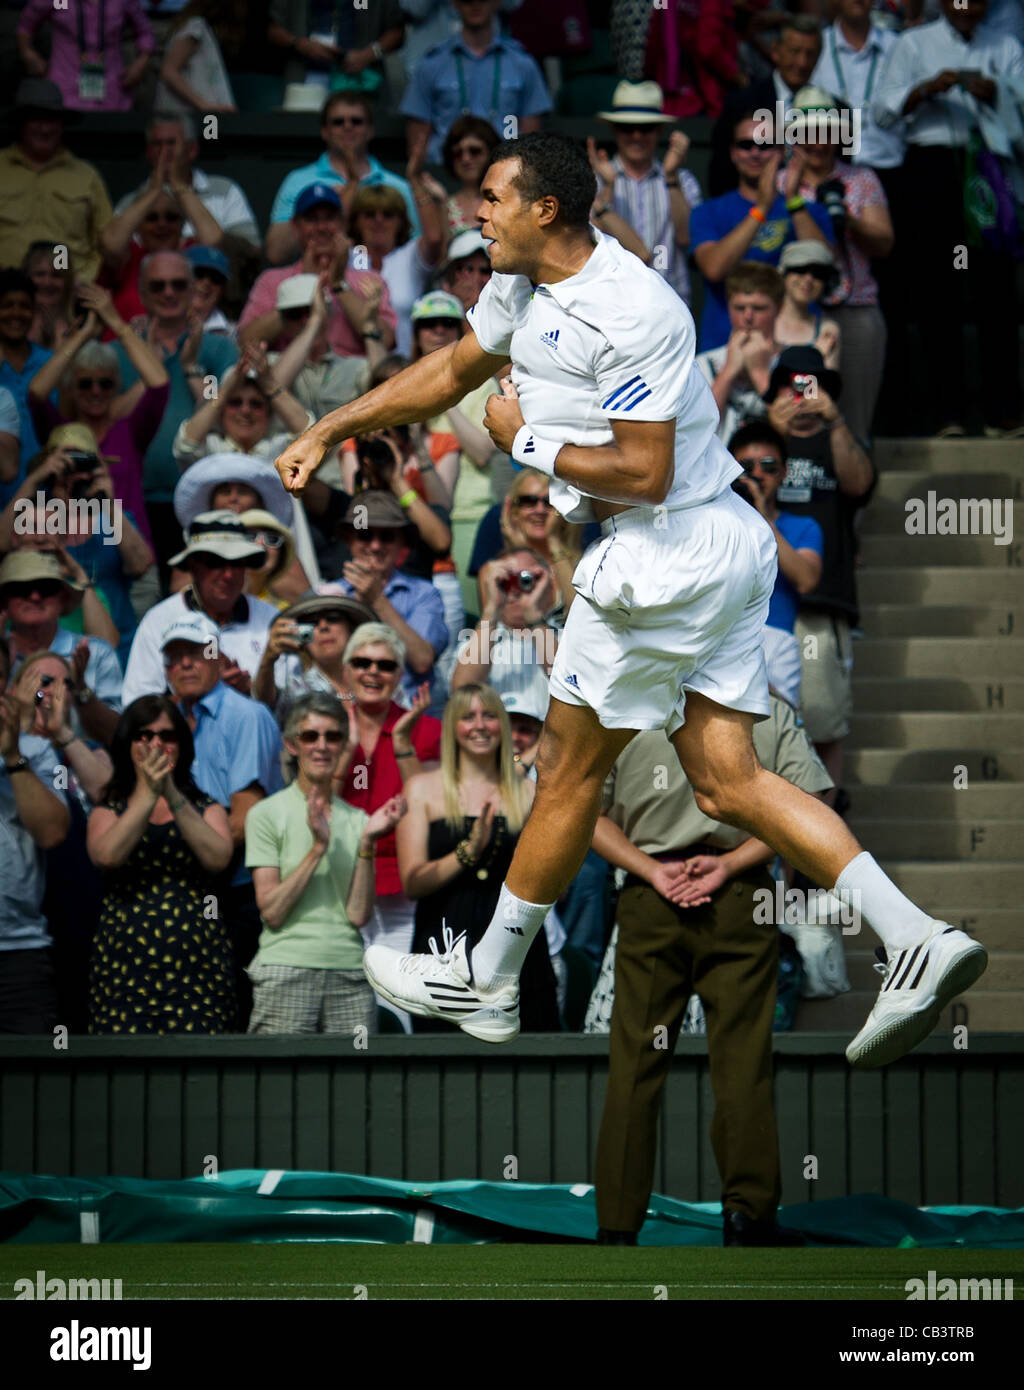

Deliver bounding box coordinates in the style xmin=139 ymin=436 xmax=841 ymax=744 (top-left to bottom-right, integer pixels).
xmin=813 ymin=0 xmax=905 ymax=174
xmin=122 ymin=512 xmax=277 ymax=704
xmin=276 ymin=132 xmax=987 ymax=1067
xmin=872 ymin=0 xmax=1024 ymax=434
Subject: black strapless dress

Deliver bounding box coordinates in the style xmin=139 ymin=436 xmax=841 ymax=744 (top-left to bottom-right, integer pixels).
xmin=410 ymin=815 xmax=559 ymax=1032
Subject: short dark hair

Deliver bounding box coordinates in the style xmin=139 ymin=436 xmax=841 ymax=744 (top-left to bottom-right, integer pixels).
xmin=0 ymin=268 xmax=36 ymax=303
xmin=321 ymin=90 xmax=373 ymax=125
xmin=490 ymin=132 xmax=596 ymax=229
xmin=105 ymin=695 xmax=201 ymax=804
xmin=728 ymin=420 xmax=787 ymax=459
xmin=442 ymin=115 xmax=501 ymax=177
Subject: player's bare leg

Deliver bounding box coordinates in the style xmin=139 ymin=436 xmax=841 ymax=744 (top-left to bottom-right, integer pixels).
xmin=669 ymin=692 xmax=987 ymax=1068
xmin=362 ymin=698 xmax=637 ymax=1041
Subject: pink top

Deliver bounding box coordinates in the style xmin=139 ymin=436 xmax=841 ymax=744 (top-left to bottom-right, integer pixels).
xmin=238 ymin=263 xmax=398 ymax=359
xmin=18 ymin=0 xmax=156 ymax=114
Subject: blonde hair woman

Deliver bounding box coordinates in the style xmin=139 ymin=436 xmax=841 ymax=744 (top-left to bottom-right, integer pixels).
xmin=494 ymin=468 xmax=582 ymax=614
xmin=395 ymin=682 xmax=558 ymax=1033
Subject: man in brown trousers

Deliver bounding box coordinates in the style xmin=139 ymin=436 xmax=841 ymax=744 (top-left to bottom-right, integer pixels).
xmin=592 ymin=694 xmax=833 ymax=1245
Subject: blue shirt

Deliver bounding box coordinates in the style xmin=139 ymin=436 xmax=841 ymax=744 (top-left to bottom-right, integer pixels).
xmin=690 ymin=193 xmax=834 ymax=350
xmin=337 ymin=569 xmax=449 ymax=701
xmin=269 ymin=152 xmax=422 ymax=238
xmin=116 ymin=333 xmax=238 ymax=503
xmin=767 ymin=510 xmax=825 ymax=633
xmin=400 ymin=31 xmax=552 ymax=163
xmin=0 ymin=342 xmax=53 ymax=506
xmin=184 ymin=680 xmax=284 ymax=887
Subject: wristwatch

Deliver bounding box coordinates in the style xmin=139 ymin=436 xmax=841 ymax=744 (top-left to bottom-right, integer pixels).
xmin=74 ymin=686 xmax=94 ymax=707
xmin=5 ymin=757 xmax=29 ymax=775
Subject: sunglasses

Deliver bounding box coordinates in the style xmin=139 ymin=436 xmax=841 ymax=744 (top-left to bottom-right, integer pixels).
xmin=146 ymin=278 xmax=190 ymax=293
xmin=742 ymin=458 xmax=783 ymax=475
xmin=144 ymin=211 xmax=183 ymax=224
xmin=616 ymin=124 xmax=656 ymax=135
xmin=417 ymin=318 xmax=459 ymax=332
xmin=732 ymin=139 xmax=763 ymax=152
xmin=453 ymin=262 xmax=491 ymax=278
xmin=453 ymin=142 xmax=488 ymax=158
xmin=4 ymin=580 xmax=64 ymax=599
xmin=76 ymin=376 xmax=116 ymax=391
xmin=514 ymin=495 xmax=551 ymax=511
xmin=362 ymin=208 xmax=400 ymax=220
xmin=296 ymin=728 xmax=346 ymax=745
xmin=250 ymin=531 xmax=285 ymax=549
xmin=314 ymin=609 xmax=350 ymax=624
xmin=786 ymin=265 xmax=828 ymax=281
xmin=328 ymin=115 xmax=366 ymax=127
xmin=354 ymin=528 xmax=402 ymax=544
xmin=192 ymin=555 xmax=251 ymax=570
xmin=349 ymin=656 xmax=399 ymax=673
xmin=224 ymin=395 xmax=268 ymax=410
xmin=133 ymin=728 xmax=180 ymax=745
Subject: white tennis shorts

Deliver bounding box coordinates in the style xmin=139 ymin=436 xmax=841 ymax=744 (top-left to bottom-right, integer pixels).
xmin=549 ymin=487 xmax=777 ymax=734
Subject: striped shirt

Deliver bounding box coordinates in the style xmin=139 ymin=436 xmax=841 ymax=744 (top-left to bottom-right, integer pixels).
xmin=609 ymin=156 xmax=703 ymax=305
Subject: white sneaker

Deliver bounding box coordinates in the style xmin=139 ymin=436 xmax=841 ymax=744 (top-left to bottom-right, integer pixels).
xmin=846 ymin=924 xmax=987 ymax=1068
xmin=363 ymin=926 xmax=520 ymax=1043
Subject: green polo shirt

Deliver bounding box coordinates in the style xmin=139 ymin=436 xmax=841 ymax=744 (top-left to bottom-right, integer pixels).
xmin=245 ymin=782 xmax=368 ymax=968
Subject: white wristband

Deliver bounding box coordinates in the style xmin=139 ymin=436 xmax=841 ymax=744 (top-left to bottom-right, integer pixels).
xmin=512 ymin=425 xmax=561 ymax=476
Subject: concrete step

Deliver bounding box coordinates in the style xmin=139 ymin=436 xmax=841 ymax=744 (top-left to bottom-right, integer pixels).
xmin=845 ymin=748 xmax=1024 ymax=782
xmin=853 ymin=638 xmax=1024 ymax=678
xmin=939 ymin=909 xmax=1021 ymax=949
xmin=874 ymin=438 xmax=1024 ymax=473
xmin=790 ymin=991 xmax=1021 ymax=1032
xmin=872 ymin=470 xmax=1018 ymax=503
xmin=851 ymin=677 xmax=1024 ymax=710
xmin=841 ymin=949 xmax=1024 ymax=991
xmin=881 ymin=860 xmax=1024 ymax=909
xmin=858 ymin=568 xmax=1024 ymax=606
xmin=847 ymin=712 xmax=1024 ymax=749
xmin=847 ymin=818 xmax=1020 ymax=859
xmin=847 ymin=783 xmax=1023 ymax=818
xmin=859 ymin=533 xmax=1020 ymax=565
xmin=859 ymin=606 xmax=1022 ymax=639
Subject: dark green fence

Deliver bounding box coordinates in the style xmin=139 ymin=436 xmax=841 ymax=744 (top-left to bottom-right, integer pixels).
xmin=1 ymin=1035 xmax=1020 ymax=1209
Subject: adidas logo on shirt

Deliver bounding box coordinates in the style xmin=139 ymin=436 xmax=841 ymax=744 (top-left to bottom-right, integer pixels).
xmin=540 ymin=329 xmax=560 ymax=350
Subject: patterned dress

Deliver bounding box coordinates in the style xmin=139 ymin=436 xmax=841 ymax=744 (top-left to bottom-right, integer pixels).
xmin=89 ymin=794 xmax=235 ymax=1034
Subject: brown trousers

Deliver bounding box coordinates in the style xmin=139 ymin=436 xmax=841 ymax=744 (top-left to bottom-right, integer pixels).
xmin=594 ymin=870 xmax=781 ymax=1233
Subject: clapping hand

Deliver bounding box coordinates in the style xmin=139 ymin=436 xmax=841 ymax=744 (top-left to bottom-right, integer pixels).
xmin=662 ymin=131 xmax=691 ymax=178
xmin=586 ymin=138 xmax=618 ymax=190
xmin=136 ymin=743 xmax=173 ymax=800
xmin=0 ymin=692 xmax=22 ymax=762
xmin=464 ymin=793 xmax=499 ymax=860
xmin=365 ymin=794 xmax=407 ymax=840
xmin=307 ymin=786 xmax=332 ymax=847
xmin=391 ymin=684 xmax=429 ymax=752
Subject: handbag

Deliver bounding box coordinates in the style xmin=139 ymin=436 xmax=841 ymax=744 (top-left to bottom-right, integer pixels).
xmin=962 ymin=132 xmax=1024 ymax=258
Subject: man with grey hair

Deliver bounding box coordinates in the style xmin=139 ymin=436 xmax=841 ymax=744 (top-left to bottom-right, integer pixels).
xmin=245 ymin=690 xmax=405 ymax=1034
xmin=113 ymin=113 xmax=260 ymax=256
xmin=112 ymin=248 xmax=238 ymax=577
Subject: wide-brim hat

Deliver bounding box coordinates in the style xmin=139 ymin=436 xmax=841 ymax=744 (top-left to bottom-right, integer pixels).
xmin=763 ymin=345 xmax=842 ymax=405
xmin=280 ymin=83 xmax=327 ymax=114
xmin=341 ymin=489 xmax=410 ymax=531
xmin=778 ymin=239 xmax=840 ymax=295
xmin=173 ymin=453 xmax=296 ymax=532
xmin=168 ymin=510 xmax=267 ymax=568
xmin=0 ymin=550 xmax=83 ymax=612
xmin=279 ymin=584 xmax=375 ymax=629
xmin=787 ymin=85 xmax=849 ymax=142
xmin=237 ymin=508 xmax=296 ymax=575
xmin=597 ymin=80 xmax=675 ymax=126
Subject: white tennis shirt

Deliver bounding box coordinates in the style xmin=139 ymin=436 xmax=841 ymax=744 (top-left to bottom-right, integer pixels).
xmin=468 ymin=229 xmax=741 ymax=522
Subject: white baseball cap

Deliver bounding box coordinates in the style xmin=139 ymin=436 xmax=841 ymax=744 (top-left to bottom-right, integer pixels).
xmin=160 ymin=612 xmax=221 ymax=653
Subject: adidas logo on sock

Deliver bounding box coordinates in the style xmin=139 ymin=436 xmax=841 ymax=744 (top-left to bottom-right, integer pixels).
xmin=504 ymin=925 xmax=525 ymax=936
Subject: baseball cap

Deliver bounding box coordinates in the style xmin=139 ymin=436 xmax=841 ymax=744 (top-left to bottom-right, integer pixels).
xmin=443 ymin=228 xmax=489 ymax=271
xmin=45 ymin=422 xmax=100 ymax=454
xmin=501 ymin=684 xmax=549 ymax=724
xmin=185 ymin=245 xmax=230 ymax=281
xmin=160 ymin=613 xmax=221 ymax=652
xmin=294 ymin=182 xmax=342 ymax=217
xmin=411 ymin=290 xmax=465 ymax=323
xmin=763 ymin=345 xmax=842 ymax=405
xmin=778 ymin=240 xmax=837 ymax=278
xmin=275 ymin=273 xmax=321 ymax=311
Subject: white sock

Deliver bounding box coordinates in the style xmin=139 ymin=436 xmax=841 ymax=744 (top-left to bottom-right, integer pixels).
xmin=470 ymin=883 xmax=554 ymax=990
xmin=834 ymin=851 xmax=935 ymax=952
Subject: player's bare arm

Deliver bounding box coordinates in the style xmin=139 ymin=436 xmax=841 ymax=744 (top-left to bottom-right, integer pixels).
xmin=275 ymin=329 xmax=508 ymax=493
xmin=484 ymin=380 xmax=675 ymax=508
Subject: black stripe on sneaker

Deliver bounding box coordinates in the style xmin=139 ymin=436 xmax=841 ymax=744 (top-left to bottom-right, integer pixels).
xmin=907 ymin=953 xmax=931 ymax=991
xmin=883 ymin=949 xmax=907 ymax=991
xmin=892 ymin=945 xmax=923 ymax=991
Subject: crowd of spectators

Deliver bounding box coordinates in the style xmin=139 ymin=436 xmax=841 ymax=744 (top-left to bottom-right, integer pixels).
xmin=0 ymin=0 xmax=1022 ymax=1038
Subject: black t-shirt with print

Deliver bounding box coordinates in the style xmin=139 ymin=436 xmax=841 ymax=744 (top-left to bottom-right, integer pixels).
xmin=776 ymin=426 xmax=876 ymax=623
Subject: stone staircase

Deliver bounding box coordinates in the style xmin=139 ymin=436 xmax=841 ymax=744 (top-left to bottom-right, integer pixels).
xmin=794 ymin=439 xmax=1023 ymax=1034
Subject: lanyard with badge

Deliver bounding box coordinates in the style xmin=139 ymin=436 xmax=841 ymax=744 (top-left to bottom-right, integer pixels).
xmin=454 ymin=48 xmax=503 ymax=125
xmin=78 ymin=0 xmax=107 ymax=104
xmin=828 ymin=30 xmax=879 ymax=106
